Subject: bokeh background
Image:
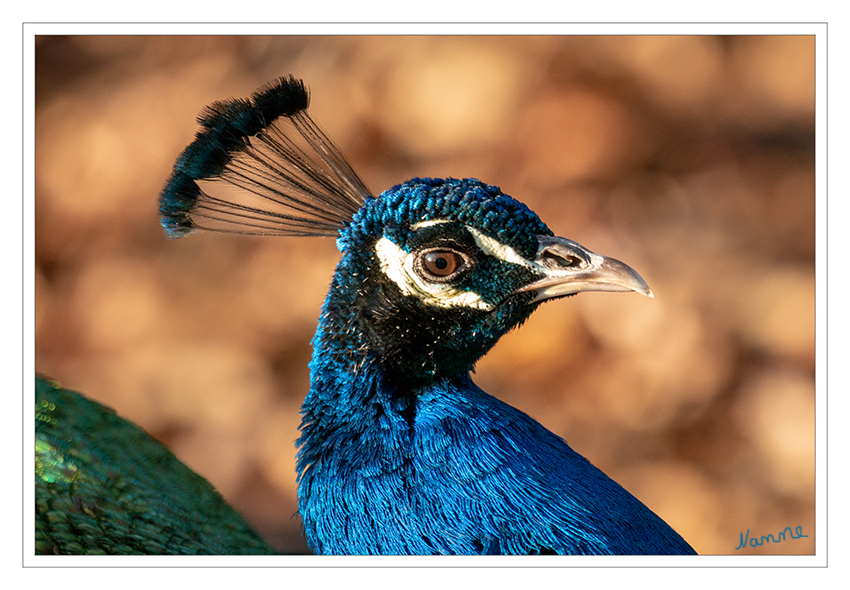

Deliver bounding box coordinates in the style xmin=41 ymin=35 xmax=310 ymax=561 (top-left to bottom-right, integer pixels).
xmin=34 ymin=35 xmax=816 ymax=555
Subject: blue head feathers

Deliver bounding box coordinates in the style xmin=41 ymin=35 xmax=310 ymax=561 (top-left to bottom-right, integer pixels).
xmin=342 ymin=177 xmax=551 ymax=258
xmin=160 ymin=77 xmax=694 ymax=555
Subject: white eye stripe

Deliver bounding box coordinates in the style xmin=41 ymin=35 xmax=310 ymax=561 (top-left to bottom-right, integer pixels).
xmin=464 ymin=226 xmax=536 ymax=269
xmin=411 ymin=219 xmax=452 ymax=229
xmin=413 ymin=220 xmax=533 ymax=269
xmin=466 ymin=227 xmax=600 ymax=278
xmin=374 ymin=237 xmax=493 ymax=311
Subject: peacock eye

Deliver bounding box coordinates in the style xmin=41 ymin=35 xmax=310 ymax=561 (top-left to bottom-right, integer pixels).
xmin=417 ymin=249 xmax=465 ymax=281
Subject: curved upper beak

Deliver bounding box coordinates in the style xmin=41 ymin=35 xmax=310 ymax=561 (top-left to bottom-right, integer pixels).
xmin=515 ymin=235 xmax=653 ymax=303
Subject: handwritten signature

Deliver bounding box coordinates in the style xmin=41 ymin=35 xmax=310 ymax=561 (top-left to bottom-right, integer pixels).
xmin=735 ymin=526 xmax=809 ymax=550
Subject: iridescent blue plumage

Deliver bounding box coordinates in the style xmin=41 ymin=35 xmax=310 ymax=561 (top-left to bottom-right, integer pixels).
xmin=298 ymin=177 xmax=694 ymax=554
xmin=161 ymin=78 xmax=696 ymax=555
xmin=340 ymin=177 xmax=550 ymax=258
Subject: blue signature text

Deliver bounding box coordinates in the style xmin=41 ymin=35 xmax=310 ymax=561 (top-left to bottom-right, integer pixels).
xmin=735 ymin=526 xmax=809 ymax=550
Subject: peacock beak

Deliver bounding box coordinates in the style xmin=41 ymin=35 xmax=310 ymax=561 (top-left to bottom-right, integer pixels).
xmin=516 ymin=235 xmax=653 ymax=303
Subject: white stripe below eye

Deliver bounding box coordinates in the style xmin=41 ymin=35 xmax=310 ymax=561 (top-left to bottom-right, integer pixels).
xmin=374 ymin=237 xmax=493 ymax=311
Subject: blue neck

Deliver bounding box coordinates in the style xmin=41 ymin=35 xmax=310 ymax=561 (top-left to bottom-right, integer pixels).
xmin=293 ymin=250 xmax=696 ymax=556
xmin=297 ymin=264 xmax=420 ymax=474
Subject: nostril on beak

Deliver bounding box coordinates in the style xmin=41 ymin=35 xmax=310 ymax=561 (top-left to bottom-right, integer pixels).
xmin=539 ymin=246 xmax=582 ymax=270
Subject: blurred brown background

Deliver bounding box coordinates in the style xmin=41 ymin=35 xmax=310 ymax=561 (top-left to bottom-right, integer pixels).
xmin=34 ymin=35 xmax=815 ymax=555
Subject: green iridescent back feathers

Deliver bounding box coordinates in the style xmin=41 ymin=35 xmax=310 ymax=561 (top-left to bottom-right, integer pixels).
xmin=35 ymin=377 xmax=273 ymax=555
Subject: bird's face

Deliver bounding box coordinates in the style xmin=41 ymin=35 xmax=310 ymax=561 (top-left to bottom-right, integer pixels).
xmin=331 ymin=178 xmax=651 ymax=387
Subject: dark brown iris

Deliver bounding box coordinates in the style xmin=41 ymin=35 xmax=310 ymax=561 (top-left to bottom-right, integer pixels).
xmin=421 ymin=250 xmax=461 ymax=277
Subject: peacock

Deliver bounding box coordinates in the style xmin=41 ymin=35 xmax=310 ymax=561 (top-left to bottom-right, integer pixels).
xmin=36 ymin=76 xmax=696 ymax=555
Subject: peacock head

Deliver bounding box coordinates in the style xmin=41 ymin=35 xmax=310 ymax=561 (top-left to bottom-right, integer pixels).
xmin=327 ymin=177 xmax=652 ymax=384
xmin=159 ymin=77 xmax=652 ymax=385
